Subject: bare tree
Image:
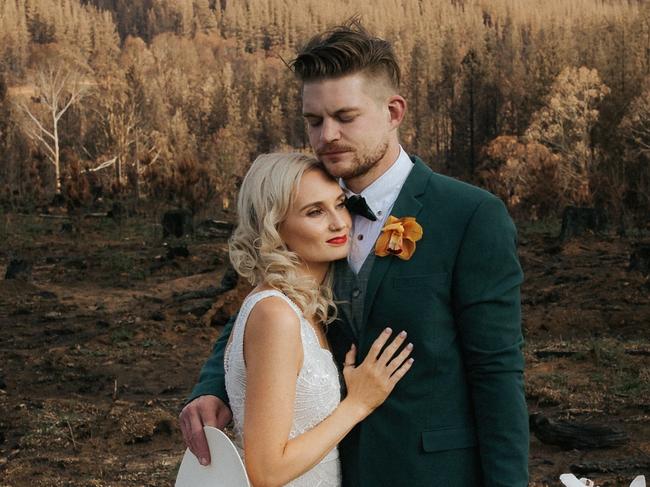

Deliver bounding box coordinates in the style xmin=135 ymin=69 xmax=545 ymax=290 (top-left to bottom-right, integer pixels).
xmin=94 ymin=79 xmax=138 ymax=188
xmin=16 ymin=61 xmax=90 ymax=194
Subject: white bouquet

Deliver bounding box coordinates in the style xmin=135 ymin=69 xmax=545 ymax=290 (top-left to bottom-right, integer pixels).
xmin=560 ymin=474 xmax=645 ymax=487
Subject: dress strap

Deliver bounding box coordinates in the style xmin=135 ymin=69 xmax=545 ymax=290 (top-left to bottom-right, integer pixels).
xmin=233 ymin=290 xmax=303 ymax=341
xmin=241 ymin=290 xmax=302 ymax=320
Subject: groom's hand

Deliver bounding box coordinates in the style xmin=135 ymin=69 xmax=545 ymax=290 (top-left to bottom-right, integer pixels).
xmin=179 ymin=395 xmax=233 ymax=465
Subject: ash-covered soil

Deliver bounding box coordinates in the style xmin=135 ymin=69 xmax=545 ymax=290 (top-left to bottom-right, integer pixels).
xmin=0 ymin=214 xmax=648 ymax=486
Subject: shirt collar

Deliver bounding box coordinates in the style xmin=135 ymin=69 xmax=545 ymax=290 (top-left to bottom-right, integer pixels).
xmin=341 ymin=146 xmax=413 ymax=213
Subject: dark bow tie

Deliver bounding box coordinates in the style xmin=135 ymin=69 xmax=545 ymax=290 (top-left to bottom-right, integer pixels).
xmin=345 ymin=195 xmax=377 ymax=221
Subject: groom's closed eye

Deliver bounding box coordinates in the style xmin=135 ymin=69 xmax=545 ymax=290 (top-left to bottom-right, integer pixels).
xmin=335 ymin=109 xmax=360 ymax=122
xmin=337 ymin=115 xmax=356 ymax=123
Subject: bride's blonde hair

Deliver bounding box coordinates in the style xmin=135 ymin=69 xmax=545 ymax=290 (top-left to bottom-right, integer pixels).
xmin=229 ymin=153 xmax=337 ymax=324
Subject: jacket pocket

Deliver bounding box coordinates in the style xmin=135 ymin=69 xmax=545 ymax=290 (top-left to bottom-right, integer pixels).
xmin=421 ymin=425 xmax=478 ymax=453
xmin=393 ymin=272 xmax=448 ymax=289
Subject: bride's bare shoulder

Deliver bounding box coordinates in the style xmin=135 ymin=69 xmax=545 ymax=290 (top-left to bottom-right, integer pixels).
xmin=243 ymin=293 xmax=303 ymax=369
xmin=245 ymin=292 xmax=301 ymax=341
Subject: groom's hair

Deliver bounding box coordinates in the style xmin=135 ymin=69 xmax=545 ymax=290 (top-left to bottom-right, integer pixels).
xmin=290 ymin=18 xmax=400 ymax=90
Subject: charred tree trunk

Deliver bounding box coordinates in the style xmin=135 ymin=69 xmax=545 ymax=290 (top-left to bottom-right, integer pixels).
xmin=559 ymin=206 xmax=608 ymax=241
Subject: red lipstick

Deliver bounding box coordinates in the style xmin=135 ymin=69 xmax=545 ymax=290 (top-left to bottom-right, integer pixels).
xmin=327 ymin=235 xmax=348 ymax=245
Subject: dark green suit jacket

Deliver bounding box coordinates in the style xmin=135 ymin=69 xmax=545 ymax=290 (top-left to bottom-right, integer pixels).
xmin=187 ymin=156 xmax=529 ymax=486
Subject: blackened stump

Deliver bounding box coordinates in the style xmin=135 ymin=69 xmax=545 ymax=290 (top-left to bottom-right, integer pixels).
xmin=162 ymin=209 xmax=193 ymax=238
xmin=107 ymin=201 xmax=124 ymax=221
xmin=5 ymin=258 xmax=32 ymax=280
xmin=166 ymin=244 xmax=189 ymax=260
xmin=559 ymin=206 xmax=608 ymax=241
xmin=629 ymin=244 xmax=650 ymax=276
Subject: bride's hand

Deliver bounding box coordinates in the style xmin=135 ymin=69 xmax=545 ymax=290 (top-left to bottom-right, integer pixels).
xmin=342 ymin=327 xmax=414 ymax=417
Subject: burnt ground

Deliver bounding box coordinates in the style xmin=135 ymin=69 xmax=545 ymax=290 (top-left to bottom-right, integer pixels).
xmin=0 ymin=213 xmax=648 ymax=486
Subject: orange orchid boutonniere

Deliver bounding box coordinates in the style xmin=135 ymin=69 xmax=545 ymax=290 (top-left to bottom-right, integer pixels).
xmin=375 ymin=216 xmax=423 ymax=260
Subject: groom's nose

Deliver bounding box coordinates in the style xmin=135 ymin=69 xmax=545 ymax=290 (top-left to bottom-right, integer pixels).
xmin=320 ymin=118 xmax=341 ymax=144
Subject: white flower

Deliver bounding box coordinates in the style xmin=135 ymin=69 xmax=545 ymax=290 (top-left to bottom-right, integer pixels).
xmin=560 ymin=474 xmax=646 ymax=487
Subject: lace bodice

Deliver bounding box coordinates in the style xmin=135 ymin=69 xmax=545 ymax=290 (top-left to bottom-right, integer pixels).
xmin=224 ymin=290 xmax=342 ymax=487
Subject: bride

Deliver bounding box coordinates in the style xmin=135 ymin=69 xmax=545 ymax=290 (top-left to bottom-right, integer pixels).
xmin=223 ymin=153 xmax=414 ymax=487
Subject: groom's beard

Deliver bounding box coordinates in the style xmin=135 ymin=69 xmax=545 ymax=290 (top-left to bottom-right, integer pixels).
xmin=318 ymin=140 xmax=389 ymax=180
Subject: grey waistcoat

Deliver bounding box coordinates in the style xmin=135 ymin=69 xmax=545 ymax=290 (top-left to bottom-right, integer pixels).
xmin=333 ymin=254 xmax=376 ymax=338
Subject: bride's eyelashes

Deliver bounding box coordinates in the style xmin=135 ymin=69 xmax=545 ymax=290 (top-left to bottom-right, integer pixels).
xmin=307 ymin=207 xmax=324 ymax=217
xmin=305 ymin=200 xmax=347 ymax=218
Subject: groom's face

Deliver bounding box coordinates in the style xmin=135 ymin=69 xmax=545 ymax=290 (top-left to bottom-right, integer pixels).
xmin=302 ymin=73 xmax=394 ymax=182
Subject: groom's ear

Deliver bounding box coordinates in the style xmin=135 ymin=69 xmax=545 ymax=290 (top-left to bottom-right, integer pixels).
xmin=387 ymin=95 xmax=406 ymax=128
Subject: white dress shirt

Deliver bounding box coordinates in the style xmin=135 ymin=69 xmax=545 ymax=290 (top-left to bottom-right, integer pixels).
xmin=342 ymin=147 xmax=414 ymax=273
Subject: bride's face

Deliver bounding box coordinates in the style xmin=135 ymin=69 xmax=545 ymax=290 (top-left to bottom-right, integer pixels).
xmin=279 ymin=168 xmax=352 ymax=272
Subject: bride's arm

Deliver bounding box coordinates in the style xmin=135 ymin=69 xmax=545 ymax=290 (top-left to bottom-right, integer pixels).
xmin=243 ymin=297 xmax=412 ymax=487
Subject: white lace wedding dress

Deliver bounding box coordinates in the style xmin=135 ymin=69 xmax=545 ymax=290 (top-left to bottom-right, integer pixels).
xmin=224 ymin=290 xmax=342 ymax=487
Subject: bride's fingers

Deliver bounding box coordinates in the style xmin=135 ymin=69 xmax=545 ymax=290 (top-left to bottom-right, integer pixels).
xmin=377 ymin=330 xmax=407 ymax=367
xmin=386 ymin=342 xmax=413 ymax=375
xmin=343 ymin=343 xmax=356 ymax=367
xmin=389 ymin=357 xmax=414 ymax=385
xmin=367 ymin=327 xmax=393 ymax=361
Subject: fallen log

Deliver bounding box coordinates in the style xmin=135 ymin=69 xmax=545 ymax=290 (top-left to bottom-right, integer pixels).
xmin=626 ymin=349 xmax=650 ymax=357
xmin=535 ymin=350 xmax=577 ymax=358
xmin=38 ymin=213 xmax=108 ymax=219
xmin=173 ymin=265 xmax=239 ymax=303
xmin=535 ymin=349 xmax=650 ymax=359
xmin=530 ymin=413 xmax=628 ymax=450
xmin=195 ymin=219 xmax=234 ymax=239
xmin=570 ymin=459 xmax=650 ymax=475
xmin=180 ymin=300 xmax=213 ymax=317
xmin=174 ymin=285 xmax=221 ymax=302
xmin=38 ymin=214 xmax=70 ymax=219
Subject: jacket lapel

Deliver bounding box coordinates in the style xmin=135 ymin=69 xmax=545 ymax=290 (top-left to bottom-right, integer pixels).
xmin=361 ymin=156 xmax=430 ymax=330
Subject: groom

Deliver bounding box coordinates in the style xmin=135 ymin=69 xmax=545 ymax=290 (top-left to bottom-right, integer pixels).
xmin=180 ymin=21 xmax=529 ymax=486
